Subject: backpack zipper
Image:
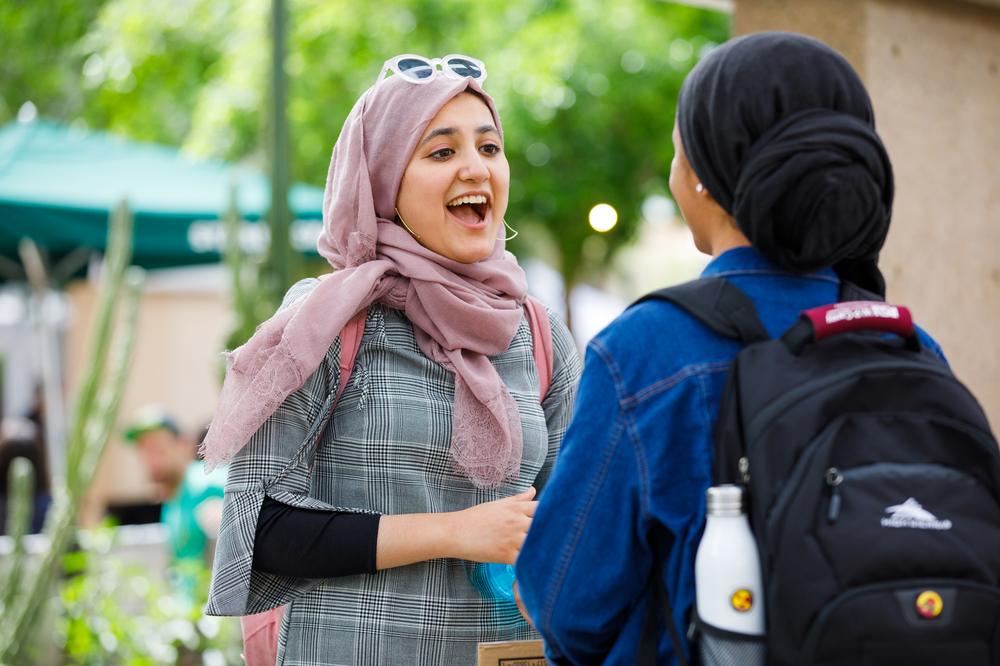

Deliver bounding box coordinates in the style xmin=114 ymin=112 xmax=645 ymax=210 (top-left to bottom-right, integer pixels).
xmin=764 ymin=418 xmax=842 ymax=562
xmin=739 ymin=456 xmax=751 ymax=483
xmin=825 ymin=467 xmax=843 ymax=524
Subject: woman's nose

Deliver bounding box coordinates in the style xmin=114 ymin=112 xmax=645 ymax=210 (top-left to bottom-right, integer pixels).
xmin=459 ymin=151 xmax=489 ymax=182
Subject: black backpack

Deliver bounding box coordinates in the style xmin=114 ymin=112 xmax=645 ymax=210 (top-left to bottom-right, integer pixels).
xmin=638 ymin=277 xmax=1000 ymax=666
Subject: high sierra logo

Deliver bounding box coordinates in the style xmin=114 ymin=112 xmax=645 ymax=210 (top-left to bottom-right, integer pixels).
xmin=881 ymin=498 xmax=953 ymax=531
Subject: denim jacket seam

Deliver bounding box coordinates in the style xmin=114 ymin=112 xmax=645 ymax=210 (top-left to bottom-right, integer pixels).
xmin=539 ymin=345 xmax=628 ymax=632
xmin=539 ymin=414 xmax=625 ymax=631
xmin=694 ymin=372 xmax=716 ymax=465
xmin=590 ymin=338 xmax=629 ymax=408
xmin=626 ymin=409 xmax=655 ymax=527
xmin=625 ymin=360 xmax=732 ymax=407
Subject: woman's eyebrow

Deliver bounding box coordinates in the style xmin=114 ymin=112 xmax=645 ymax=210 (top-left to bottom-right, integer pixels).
xmin=419 ymin=125 xmax=500 ymax=146
xmin=420 ymin=127 xmax=455 ymax=146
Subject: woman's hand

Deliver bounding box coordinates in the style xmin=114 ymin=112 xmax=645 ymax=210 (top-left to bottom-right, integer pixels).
xmin=375 ymin=487 xmax=537 ymax=570
xmin=448 ymin=487 xmax=537 ymax=564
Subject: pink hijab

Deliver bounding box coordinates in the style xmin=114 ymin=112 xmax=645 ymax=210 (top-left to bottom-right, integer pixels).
xmin=200 ymin=75 xmax=530 ymax=488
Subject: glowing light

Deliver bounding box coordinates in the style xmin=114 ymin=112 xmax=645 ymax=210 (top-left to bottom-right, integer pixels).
xmin=588 ymin=203 xmax=618 ymax=233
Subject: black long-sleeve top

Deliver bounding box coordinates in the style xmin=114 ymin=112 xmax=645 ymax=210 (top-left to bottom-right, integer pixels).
xmin=252 ymin=498 xmax=381 ymax=578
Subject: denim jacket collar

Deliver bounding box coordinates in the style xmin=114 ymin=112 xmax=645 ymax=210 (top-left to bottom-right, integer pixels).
xmin=701 ymin=246 xmax=838 ymax=281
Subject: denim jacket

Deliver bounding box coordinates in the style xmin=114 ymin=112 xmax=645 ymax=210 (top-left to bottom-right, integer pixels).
xmin=516 ymin=247 xmax=944 ymax=665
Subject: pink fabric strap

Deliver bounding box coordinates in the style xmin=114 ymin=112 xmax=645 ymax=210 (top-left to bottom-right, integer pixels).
xmin=241 ymin=311 xmax=366 ymax=666
xmin=523 ymin=297 xmax=553 ymax=400
xmin=335 ymin=309 xmax=369 ymax=404
xmin=240 ymin=607 xmax=283 ymax=666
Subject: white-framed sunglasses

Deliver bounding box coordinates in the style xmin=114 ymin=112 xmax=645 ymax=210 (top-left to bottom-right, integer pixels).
xmin=375 ymin=53 xmax=488 ymax=86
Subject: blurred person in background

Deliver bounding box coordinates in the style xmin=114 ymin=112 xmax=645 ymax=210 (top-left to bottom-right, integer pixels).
xmin=123 ymin=405 xmax=226 ymax=565
xmin=201 ymin=54 xmax=580 ymax=665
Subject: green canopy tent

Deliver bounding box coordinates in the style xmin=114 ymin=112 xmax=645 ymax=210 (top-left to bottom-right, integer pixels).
xmin=0 ymin=119 xmax=325 ymax=277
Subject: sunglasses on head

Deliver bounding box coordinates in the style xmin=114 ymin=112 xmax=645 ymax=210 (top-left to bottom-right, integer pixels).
xmin=375 ymin=53 xmax=488 ymax=86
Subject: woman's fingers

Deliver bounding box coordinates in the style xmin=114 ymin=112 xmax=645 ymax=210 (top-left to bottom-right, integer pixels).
xmin=455 ymin=487 xmax=540 ymax=563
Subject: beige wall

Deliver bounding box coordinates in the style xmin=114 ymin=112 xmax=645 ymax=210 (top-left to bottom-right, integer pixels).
xmin=65 ymin=277 xmax=231 ymax=524
xmin=733 ymin=0 xmax=1000 ymax=429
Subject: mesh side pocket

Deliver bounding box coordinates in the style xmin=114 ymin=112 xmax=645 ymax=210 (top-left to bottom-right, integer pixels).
xmin=694 ymin=616 xmax=765 ymax=666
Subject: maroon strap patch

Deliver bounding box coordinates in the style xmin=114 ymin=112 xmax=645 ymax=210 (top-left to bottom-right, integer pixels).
xmin=804 ymin=301 xmax=914 ymax=341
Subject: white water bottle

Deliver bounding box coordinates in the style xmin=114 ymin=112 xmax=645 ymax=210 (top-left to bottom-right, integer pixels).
xmin=695 ymin=485 xmax=765 ymax=635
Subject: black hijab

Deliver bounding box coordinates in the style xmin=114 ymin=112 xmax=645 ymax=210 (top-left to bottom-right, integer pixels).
xmin=677 ymin=32 xmax=893 ymax=296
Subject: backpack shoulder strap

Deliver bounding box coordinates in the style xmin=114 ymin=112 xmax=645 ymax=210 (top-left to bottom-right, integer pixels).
xmin=333 ymin=309 xmax=368 ymax=407
xmin=247 ymin=309 xmax=367 ymax=656
xmin=523 ymin=296 xmax=554 ymax=402
xmin=838 ymin=280 xmax=884 ymax=303
xmin=636 ymin=276 xmax=770 ymax=345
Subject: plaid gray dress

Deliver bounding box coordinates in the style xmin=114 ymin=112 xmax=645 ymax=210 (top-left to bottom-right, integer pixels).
xmin=205 ymin=279 xmax=581 ymax=665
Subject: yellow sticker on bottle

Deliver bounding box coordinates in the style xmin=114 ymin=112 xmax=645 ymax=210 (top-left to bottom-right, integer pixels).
xmin=730 ymin=589 xmax=754 ymax=613
xmin=915 ymin=590 xmax=943 ymax=619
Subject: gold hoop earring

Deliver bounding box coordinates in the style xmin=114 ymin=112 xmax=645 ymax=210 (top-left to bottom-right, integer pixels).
xmin=502 ymin=219 xmax=519 ymax=242
xmin=395 ymin=207 xmax=421 ymax=241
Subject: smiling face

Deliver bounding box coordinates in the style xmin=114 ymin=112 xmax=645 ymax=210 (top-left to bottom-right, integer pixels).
xmin=395 ymin=92 xmax=509 ymax=263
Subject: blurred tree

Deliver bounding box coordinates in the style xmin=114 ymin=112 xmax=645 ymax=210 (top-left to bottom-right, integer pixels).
xmin=3 ymin=0 xmax=728 ymax=321
xmin=0 ymin=0 xmax=108 ymax=121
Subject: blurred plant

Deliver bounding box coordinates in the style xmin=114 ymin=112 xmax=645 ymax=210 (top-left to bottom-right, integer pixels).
xmin=222 ymin=186 xmax=272 ymax=352
xmin=59 ymin=525 xmax=241 ymax=666
xmin=221 ymin=186 xmax=329 ymax=350
xmin=0 ymin=202 xmax=144 ymax=664
xmin=2 ymin=458 xmax=33 ymax=613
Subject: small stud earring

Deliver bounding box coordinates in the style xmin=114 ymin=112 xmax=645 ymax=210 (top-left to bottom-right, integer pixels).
xmin=695 ymin=183 xmax=705 ymax=194
xmin=395 ymin=207 xmax=422 ymax=241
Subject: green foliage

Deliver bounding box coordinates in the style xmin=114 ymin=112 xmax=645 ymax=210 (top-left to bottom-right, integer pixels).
xmin=59 ymin=527 xmax=242 ymax=666
xmin=0 ymin=0 xmax=107 ymax=121
xmin=3 ymin=0 xmax=728 ymax=314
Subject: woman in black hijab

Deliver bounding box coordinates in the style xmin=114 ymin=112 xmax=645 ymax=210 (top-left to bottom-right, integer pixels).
xmin=516 ymin=31 xmax=947 ymax=666
xmin=677 ymin=30 xmax=894 ymax=295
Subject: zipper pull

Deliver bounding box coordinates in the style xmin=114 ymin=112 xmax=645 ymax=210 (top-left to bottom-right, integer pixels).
xmin=738 ymin=456 xmax=751 ymax=484
xmin=825 ymin=467 xmax=844 ymax=524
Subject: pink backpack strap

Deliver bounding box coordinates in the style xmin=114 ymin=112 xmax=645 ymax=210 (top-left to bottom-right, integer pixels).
xmin=241 ymin=308 xmax=368 ymax=666
xmin=334 ymin=308 xmax=368 ymax=406
xmin=240 ymin=608 xmax=283 ymax=666
xmin=523 ymin=297 xmax=554 ymax=401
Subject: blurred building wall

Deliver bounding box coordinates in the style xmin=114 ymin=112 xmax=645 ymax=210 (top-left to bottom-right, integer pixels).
xmin=65 ymin=268 xmax=231 ymax=524
xmin=733 ymin=0 xmax=1000 ymax=429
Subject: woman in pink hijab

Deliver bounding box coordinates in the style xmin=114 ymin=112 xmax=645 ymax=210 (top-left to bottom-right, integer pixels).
xmin=202 ymin=55 xmax=581 ymax=665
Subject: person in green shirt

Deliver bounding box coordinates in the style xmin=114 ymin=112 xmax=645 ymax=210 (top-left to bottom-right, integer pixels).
xmin=124 ymin=406 xmax=227 ymax=565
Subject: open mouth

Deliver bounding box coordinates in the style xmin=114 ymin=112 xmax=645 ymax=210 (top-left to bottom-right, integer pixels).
xmin=446 ymin=193 xmax=490 ymax=228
